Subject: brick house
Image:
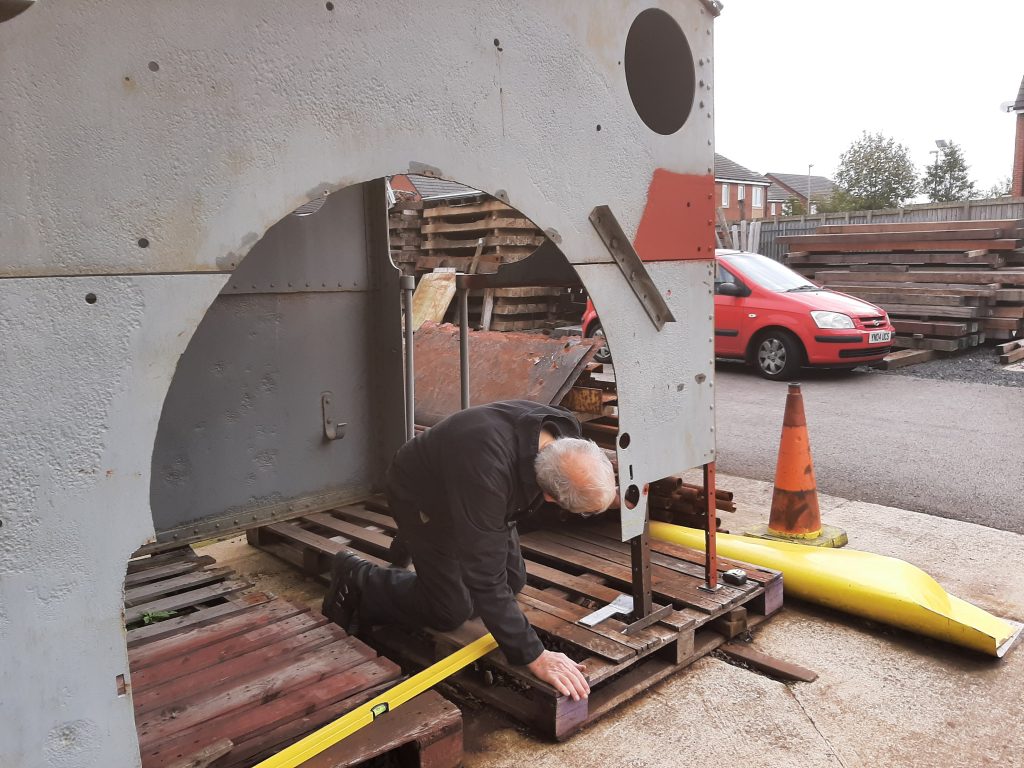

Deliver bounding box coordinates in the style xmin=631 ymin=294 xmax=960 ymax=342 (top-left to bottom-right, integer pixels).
xmin=714 ymin=154 xmax=771 ymax=222
xmin=1010 ymin=74 xmax=1024 ymax=198
xmin=764 ymin=172 xmax=837 ymax=214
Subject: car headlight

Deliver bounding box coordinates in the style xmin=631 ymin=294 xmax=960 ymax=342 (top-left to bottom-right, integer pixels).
xmin=810 ymin=311 xmax=855 ymax=329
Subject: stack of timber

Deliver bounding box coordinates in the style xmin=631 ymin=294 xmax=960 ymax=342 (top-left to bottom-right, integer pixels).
xmin=126 ymin=545 xmax=462 ymax=768
xmin=780 ymin=220 xmax=1024 ymax=352
xmin=559 ymin=363 xmax=736 ymax=529
xmin=388 ymin=198 xmax=424 ymax=275
xmin=390 ymin=192 xmax=580 ymax=332
xmin=249 ymin=500 xmax=783 ymax=741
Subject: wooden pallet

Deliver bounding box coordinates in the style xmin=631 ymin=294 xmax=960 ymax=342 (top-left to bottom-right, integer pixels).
xmin=249 ymin=500 xmax=783 ymax=741
xmin=125 ymin=546 xmax=461 ymax=768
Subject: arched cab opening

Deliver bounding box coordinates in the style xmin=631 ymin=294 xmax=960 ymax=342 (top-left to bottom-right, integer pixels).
xmin=123 ymin=176 xmax=602 ymax=766
xmin=149 ymin=180 xmax=406 ymax=545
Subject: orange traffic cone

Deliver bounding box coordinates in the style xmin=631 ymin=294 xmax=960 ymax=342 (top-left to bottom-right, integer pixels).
xmin=746 ymin=383 xmax=848 ymax=548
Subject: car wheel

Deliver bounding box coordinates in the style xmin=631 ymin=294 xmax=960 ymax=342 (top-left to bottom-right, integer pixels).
xmin=585 ymin=323 xmax=612 ymax=364
xmin=753 ymin=330 xmax=802 ymax=381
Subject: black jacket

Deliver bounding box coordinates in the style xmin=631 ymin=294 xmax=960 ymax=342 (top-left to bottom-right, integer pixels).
xmin=387 ymin=400 xmax=582 ymax=665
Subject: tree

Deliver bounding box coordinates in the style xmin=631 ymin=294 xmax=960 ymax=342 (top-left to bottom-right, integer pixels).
xmin=833 ymin=131 xmax=918 ymax=210
xmin=921 ymin=142 xmax=976 ymax=202
xmin=981 ymin=176 xmax=1012 ymax=199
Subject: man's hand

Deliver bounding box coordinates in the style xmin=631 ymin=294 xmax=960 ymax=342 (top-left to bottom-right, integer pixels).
xmin=526 ymin=650 xmax=590 ymax=701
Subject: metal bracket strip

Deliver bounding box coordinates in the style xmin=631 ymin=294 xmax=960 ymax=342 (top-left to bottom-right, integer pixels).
xmin=588 ymin=205 xmax=676 ymax=331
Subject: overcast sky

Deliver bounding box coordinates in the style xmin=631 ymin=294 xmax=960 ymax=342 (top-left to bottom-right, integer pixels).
xmin=714 ymin=0 xmax=1024 ymax=194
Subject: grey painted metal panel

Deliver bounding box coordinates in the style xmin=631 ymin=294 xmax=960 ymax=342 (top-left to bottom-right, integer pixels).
xmin=150 ymin=183 xmax=405 ymax=545
xmin=222 ymin=185 xmax=371 ymax=294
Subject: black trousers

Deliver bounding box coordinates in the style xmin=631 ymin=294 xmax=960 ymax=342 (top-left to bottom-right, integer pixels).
xmin=359 ymin=487 xmax=527 ymax=632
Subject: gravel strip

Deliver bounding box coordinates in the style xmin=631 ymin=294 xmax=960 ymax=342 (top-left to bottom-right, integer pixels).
xmin=863 ymin=345 xmax=1024 ymax=388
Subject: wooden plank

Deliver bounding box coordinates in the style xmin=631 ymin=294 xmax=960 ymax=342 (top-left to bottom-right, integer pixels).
xmin=893 ymin=335 xmax=971 ymax=352
xmin=422 ymin=234 xmax=545 ymax=251
xmin=302 ymin=690 xmax=462 ymax=768
xmin=789 ymin=251 xmax=1007 ymax=268
xmin=411 ymin=271 xmax=457 ymax=330
xmin=421 ymin=199 xmax=513 ymax=218
xmin=518 ymin=585 xmax=675 ymax=653
xmin=136 ymin=639 xmax=380 ymax=747
xmin=815 ymin=270 xmax=1024 ymax=286
xmin=989 ymin=305 xmax=1024 ymax=318
xmin=878 ymin=349 xmax=936 ymax=370
xmin=166 ymin=738 xmax=234 ymax=768
xmin=127 ymin=547 xmax=198 ymax=574
xmin=1000 ymin=346 xmax=1024 ymax=364
xmin=124 ymin=567 xmax=234 ymax=607
xmin=125 ymin=580 xmax=252 ymax=625
xmin=825 ymin=282 xmax=997 ymax=297
xmin=520 ymin=530 xmax=724 ymax=612
xmin=130 ymin=610 xmax=325 ymax=694
xmin=133 ymin=624 xmax=345 ymax=715
xmin=330 ymin=504 xmax=398 ymax=531
xmin=218 ymin=679 xmax=397 ymax=768
xmin=833 ymin=291 xmax=978 ymax=307
xmin=127 ymin=593 xmax=271 ymax=647
xmin=139 ymin=657 xmax=400 ymax=767
xmin=815 ymin=219 xmax=1023 ymax=235
xmin=891 ymin=320 xmax=973 ymax=337
xmin=983 ymin=317 xmax=1024 ymax=331
xmin=996 ymin=339 xmax=1024 ymax=354
xmin=719 ymin=641 xmax=818 ymax=682
xmin=124 ymin=557 xmax=216 ymax=588
xmin=874 ymin=303 xmax=980 ymax=319
xmin=515 ymin=593 xmax=637 ymax=662
xmin=304 ymin=512 xmax=394 ymax=555
xmin=128 ymin=601 xmax=308 ymax=670
xmin=422 ymin=216 xmax=538 ymax=234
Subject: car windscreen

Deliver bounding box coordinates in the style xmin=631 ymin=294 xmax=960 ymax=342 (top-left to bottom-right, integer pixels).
xmin=722 ymin=252 xmax=817 ymax=292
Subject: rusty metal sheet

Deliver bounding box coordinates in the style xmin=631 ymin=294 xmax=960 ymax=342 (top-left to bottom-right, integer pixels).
xmin=414 ymin=322 xmax=596 ymax=426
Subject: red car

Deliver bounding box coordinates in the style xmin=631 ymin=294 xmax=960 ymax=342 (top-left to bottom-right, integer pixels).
xmin=581 ymin=249 xmax=895 ymax=380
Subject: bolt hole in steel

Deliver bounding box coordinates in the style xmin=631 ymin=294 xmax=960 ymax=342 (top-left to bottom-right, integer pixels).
xmin=623 ymin=484 xmax=641 ymax=509
xmin=624 ymin=8 xmax=696 ymax=135
xmin=137 ymin=237 xmax=150 ymax=248
xmin=85 ymin=292 xmax=98 ymax=304
xmin=758 ymin=338 xmax=787 ymax=375
xmin=148 ymin=61 xmax=159 ymax=72
xmin=618 ymin=432 xmax=631 ymax=449
xmin=325 ymin=1 xmax=334 ymax=9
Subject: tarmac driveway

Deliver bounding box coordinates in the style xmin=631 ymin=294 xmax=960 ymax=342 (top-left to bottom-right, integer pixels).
xmin=712 ymin=362 xmax=1024 ymax=534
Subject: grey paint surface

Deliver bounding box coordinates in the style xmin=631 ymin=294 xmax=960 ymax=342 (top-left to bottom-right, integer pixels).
xmin=0 ymin=1 xmax=716 ymax=764
xmin=151 ymin=184 xmax=405 ymax=544
xmin=713 ymin=364 xmax=1024 ymax=533
xmin=0 ymin=275 xmax=226 ymax=767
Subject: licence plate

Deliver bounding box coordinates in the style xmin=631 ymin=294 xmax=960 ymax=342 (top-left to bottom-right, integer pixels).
xmin=869 ymin=331 xmax=892 ymax=344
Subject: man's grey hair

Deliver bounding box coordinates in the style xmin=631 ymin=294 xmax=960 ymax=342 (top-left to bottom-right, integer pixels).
xmin=535 ymin=437 xmax=617 ymax=515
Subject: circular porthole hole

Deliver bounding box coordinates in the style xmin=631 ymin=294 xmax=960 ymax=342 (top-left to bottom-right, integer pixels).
xmin=624 ymin=8 xmax=696 ymax=135
xmin=0 ymin=0 xmax=34 ymax=23
xmin=325 ymin=1 xmax=334 ymax=9
xmin=623 ymin=484 xmax=641 ymax=510
xmin=85 ymin=293 xmax=97 ymax=304
xmin=148 ymin=61 xmax=160 ymax=72
xmin=618 ymin=432 xmax=631 ymax=449
xmin=137 ymin=237 xmax=150 ymax=248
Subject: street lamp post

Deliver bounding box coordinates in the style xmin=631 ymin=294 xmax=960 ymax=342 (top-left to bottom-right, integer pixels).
xmin=806 ymin=163 xmax=814 ymax=215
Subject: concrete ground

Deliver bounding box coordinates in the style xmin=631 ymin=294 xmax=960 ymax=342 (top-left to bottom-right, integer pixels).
xmin=203 ymin=473 xmax=1024 ymax=768
xmin=713 ymin=362 xmax=1024 ymax=534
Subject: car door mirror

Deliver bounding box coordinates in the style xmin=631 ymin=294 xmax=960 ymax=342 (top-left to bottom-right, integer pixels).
xmin=716 ymin=282 xmax=744 ymax=297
